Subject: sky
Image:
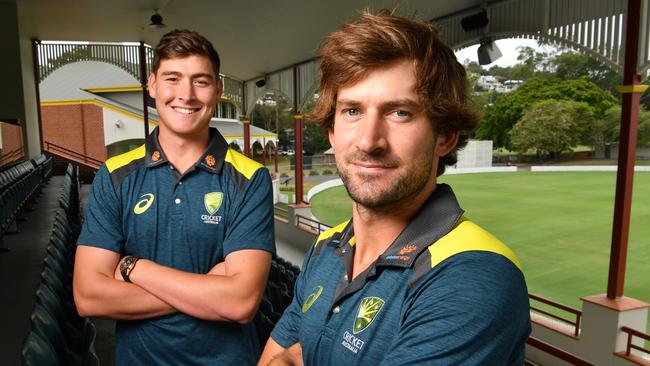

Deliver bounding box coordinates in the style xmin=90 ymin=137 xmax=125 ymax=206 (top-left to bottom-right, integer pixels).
xmin=454 ymin=38 xmax=544 ymax=68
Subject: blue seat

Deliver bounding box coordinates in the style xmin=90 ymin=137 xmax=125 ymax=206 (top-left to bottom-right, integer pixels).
xmin=21 ymin=331 xmax=61 ymax=366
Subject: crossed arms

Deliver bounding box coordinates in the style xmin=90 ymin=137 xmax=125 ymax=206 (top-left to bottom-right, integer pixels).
xmin=73 ymin=245 xmax=271 ymax=322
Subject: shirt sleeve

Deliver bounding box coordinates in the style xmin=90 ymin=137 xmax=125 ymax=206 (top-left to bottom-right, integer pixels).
xmin=379 ymin=251 xmax=531 ymax=366
xmin=269 ymin=245 xmax=314 ymax=348
xmin=222 ymin=168 xmax=275 ymax=257
xmin=76 ymin=165 xmax=124 ymax=252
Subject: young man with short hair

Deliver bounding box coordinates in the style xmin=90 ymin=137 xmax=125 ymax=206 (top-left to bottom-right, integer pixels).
xmin=260 ymin=11 xmax=531 ymax=366
xmin=73 ymin=30 xmax=275 ymax=365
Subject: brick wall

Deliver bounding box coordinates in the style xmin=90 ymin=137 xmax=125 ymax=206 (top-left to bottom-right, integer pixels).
xmin=41 ymin=103 xmax=107 ymax=162
xmin=0 ymin=122 xmax=24 ymax=163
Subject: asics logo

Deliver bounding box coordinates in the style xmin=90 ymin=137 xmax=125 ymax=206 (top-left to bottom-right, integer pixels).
xmin=134 ymin=193 xmax=155 ymax=215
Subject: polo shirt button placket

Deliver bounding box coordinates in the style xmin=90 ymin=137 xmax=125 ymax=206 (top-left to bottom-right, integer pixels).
xmin=175 ymin=198 xmax=181 ymax=204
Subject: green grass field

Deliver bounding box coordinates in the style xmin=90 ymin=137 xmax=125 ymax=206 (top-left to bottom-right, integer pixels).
xmin=310 ymin=172 xmax=650 ymax=319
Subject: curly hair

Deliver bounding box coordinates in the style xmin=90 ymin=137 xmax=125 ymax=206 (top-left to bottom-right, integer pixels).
xmin=152 ymin=29 xmax=220 ymax=77
xmin=311 ymin=11 xmax=478 ymax=176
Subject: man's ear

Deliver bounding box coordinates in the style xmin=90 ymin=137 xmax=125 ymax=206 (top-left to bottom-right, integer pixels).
xmin=216 ymin=78 xmax=223 ymax=100
xmin=435 ymin=131 xmax=459 ymax=157
xmin=328 ymin=125 xmax=335 ymax=148
xmin=147 ymin=74 xmax=157 ymax=99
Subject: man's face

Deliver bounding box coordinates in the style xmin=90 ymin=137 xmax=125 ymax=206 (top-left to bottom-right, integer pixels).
xmin=330 ymin=60 xmax=454 ymax=208
xmin=148 ymin=55 xmax=222 ymax=138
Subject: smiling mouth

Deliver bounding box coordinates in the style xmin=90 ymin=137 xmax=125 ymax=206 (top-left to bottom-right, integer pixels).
xmin=172 ymin=106 xmax=201 ymax=115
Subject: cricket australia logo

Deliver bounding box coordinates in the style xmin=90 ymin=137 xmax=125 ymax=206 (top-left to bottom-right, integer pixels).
xmin=353 ymin=296 xmax=385 ymax=334
xmin=341 ymin=296 xmax=385 ymax=354
xmin=201 ymin=192 xmax=223 ymax=224
xmin=134 ymin=193 xmax=155 ymax=215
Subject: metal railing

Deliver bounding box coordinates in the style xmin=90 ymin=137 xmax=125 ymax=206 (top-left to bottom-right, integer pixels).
xmin=43 ymin=141 xmax=103 ymax=169
xmin=526 ymin=336 xmax=595 ymax=366
xmin=35 ymin=41 xmax=243 ymax=108
xmin=296 ymin=214 xmax=331 ymax=235
xmin=529 ymin=293 xmax=582 ymax=336
xmin=621 ymin=326 xmax=650 ymax=357
xmin=37 ymin=42 xmax=151 ymax=81
xmin=274 ymin=205 xmax=289 ymax=219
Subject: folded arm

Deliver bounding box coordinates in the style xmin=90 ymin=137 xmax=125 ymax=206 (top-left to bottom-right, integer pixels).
xmin=124 ymin=249 xmax=271 ymax=322
xmin=73 ymin=245 xmax=176 ymax=320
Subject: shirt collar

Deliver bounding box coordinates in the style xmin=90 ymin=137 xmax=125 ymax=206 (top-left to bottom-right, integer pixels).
xmin=144 ymin=127 xmax=229 ymax=174
xmin=330 ymin=184 xmax=464 ymax=269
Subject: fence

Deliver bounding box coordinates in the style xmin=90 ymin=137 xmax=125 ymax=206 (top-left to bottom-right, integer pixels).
xmin=529 ymin=293 xmax=582 ymax=337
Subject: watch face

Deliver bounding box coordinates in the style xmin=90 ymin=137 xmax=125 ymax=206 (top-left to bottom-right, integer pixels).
xmin=120 ymin=256 xmax=135 ymax=281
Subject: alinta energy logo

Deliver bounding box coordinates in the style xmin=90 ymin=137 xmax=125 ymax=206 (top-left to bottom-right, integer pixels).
xmin=341 ymin=296 xmax=385 ymax=354
xmin=301 ymin=285 xmax=324 ymax=313
xmin=202 ymin=192 xmax=223 ymax=224
xmin=134 ymin=193 xmax=155 ymax=215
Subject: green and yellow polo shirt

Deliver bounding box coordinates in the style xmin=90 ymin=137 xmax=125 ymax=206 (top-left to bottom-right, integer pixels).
xmin=271 ymin=184 xmax=531 ymax=365
xmin=77 ymin=127 xmax=275 ymax=365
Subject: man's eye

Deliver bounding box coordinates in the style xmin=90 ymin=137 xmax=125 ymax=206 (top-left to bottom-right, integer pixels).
xmin=394 ymin=110 xmax=411 ymax=117
xmin=345 ymin=108 xmax=360 ymax=116
xmin=165 ymin=77 xmax=178 ymax=83
xmin=195 ymin=80 xmax=210 ymax=86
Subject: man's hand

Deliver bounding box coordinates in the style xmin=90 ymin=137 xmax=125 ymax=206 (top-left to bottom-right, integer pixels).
xmin=207 ymin=261 xmax=226 ymax=276
xmin=266 ymin=343 xmax=303 ymax=366
xmin=259 ymin=339 xmax=303 ymax=366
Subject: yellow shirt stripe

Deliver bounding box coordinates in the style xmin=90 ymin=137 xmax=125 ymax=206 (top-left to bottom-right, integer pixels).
xmin=316 ymin=220 xmax=350 ymax=246
xmin=429 ymin=218 xmax=522 ymax=270
xmin=224 ymin=148 xmax=263 ymax=180
xmin=105 ymin=145 xmax=146 ymax=173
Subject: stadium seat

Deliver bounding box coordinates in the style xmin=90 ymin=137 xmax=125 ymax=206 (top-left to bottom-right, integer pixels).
xmin=21 ymin=331 xmax=61 ymax=366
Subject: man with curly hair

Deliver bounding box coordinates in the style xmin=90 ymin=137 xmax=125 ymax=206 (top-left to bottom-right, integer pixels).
xmin=260 ymin=11 xmax=530 ymax=366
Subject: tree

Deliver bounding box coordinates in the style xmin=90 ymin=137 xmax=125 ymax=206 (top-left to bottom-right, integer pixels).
xmin=463 ymin=60 xmax=484 ymax=75
xmin=601 ymin=105 xmax=650 ymax=148
xmin=641 ymin=75 xmax=650 ymax=111
xmin=552 ymin=52 xmax=622 ymax=95
xmin=476 ymin=76 xmax=617 ymax=148
xmin=509 ymin=100 xmax=592 ymax=159
xmin=301 ymin=96 xmax=330 ymax=154
xmin=249 ymin=92 xmax=294 ymax=150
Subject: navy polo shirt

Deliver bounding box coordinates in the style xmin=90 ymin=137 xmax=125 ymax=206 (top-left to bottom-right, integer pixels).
xmin=271 ymin=184 xmax=531 ymax=365
xmin=77 ymin=127 xmax=275 ymax=365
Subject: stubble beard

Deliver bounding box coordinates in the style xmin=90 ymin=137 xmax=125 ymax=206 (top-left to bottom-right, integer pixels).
xmin=337 ymin=150 xmax=434 ymax=211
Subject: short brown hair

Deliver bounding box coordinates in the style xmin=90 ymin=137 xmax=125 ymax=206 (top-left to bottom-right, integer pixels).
xmin=152 ymin=29 xmax=221 ymax=77
xmin=312 ymin=11 xmax=478 ymax=176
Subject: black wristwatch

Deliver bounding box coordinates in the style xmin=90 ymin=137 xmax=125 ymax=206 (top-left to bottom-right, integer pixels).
xmin=120 ymin=255 xmax=140 ymax=283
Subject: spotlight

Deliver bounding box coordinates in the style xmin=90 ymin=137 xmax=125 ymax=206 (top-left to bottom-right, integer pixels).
xmin=477 ymin=38 xmax=502 ymax=65
xmin=149 ymin=12 xmax=166 ymax=29
xmin=255 ymin=79 xmax=266 ymax=88
xmin=461 ymin=10 xmax=488 ymax=32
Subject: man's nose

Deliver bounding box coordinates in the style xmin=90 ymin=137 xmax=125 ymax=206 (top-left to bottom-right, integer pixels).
xmin=177 ymin=80 xmax=196 ymax=101
xmin=355 ymin=112 xmax=388 ymax=154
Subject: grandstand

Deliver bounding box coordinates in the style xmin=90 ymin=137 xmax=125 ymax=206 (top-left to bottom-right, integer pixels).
xmin=2 ymin=0 xmax=650 ymax=364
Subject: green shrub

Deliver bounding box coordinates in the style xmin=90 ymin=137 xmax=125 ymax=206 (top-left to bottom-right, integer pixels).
xmin=309 ymin=170 xmax=319 ymax=176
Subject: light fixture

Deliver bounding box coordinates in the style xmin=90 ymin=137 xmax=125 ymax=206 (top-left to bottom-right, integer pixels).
xmin=461 ymin=10 xmax=488 ymax=32
xmin=149 ymin=11 xmax=166 ymax=29
xmin=255 ymin=79 xmax=266 ymax=88
xmin=477 ymin=37 xmax=502 ymax=65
